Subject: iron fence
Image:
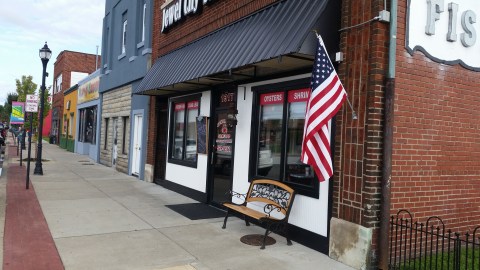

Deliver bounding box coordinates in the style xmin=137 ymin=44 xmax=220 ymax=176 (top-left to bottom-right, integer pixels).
xmin=389 ymin=210 xmax=480 ymax=270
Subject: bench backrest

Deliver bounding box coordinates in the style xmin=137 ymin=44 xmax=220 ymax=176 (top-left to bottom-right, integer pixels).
xmin=246 ymin=179 xmax=295 ymax=217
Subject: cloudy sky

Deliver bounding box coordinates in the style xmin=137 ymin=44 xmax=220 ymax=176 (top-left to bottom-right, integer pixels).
xmin=0 ymin=0 xmax=105 ymax=104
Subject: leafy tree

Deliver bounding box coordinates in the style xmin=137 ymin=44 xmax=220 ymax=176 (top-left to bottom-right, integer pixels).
xmin=15 ymin=75 xmax=37 ymax=102
xmin=2 ymin=92 xmax=18 ymax=124
xmin=7 ymin=92 xmax=18 ymax=104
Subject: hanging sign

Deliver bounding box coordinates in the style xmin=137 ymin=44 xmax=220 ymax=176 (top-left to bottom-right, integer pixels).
xmin=407 ymin=0 xmax=480 ymax=71
xmin=25 ymin=95 xmax=39 ymax=112
xmin=10 ymin=102 xmax=25 ymax=124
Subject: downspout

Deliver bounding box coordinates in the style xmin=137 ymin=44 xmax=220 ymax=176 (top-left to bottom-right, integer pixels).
xmin=378 ymin=0 xmax=397 ymax=269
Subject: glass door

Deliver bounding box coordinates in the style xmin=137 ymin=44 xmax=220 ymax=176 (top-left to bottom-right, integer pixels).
xmin=211 ymin=109 xmax=235 ymax=204
xmin=209 ymin=88 xmax=237 ymax=205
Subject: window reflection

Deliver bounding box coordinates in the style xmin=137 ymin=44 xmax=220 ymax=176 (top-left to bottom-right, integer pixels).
xmin=171 ymin=100 xmax=199 ymax=162
xmin=257 ymin=102 xmax=283 ymax=179
xmin=173 ymin=103 xmax=185 ymax=159
xmin=253 ymin=88 xmax=318 ymax=196
xmin=285 ymin=101 xmax=314 ymax=187
xmin=185 ymin=104 xmax=198 ymax=161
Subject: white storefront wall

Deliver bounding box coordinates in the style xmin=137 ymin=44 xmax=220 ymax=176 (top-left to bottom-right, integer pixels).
xmin=234 ymin=74 xmax=329 ymax=237
xmin=165 ymin=92 xmax=211 ymax=192
xmin=165 ymin=74 xmax=328 ymax=237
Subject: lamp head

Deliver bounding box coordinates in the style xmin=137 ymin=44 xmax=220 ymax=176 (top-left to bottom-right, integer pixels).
xmin=39 ymin=42 xmax=52 ymax=61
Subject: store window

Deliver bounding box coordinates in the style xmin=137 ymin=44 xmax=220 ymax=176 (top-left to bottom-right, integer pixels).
xmin=169 ymin=95 xmax=200 ymax=166
xmin=79 ymin=106 xmax=97 ymax=144
xmin=251 ymin=80 xmax=319 ymax=198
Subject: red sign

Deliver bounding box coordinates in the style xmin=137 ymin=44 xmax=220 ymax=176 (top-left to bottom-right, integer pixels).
xmin=288 ymin=88 xmax=310 ymax=103
xmin=187 ymin=100 xmax=199 ymax=109
xmin=260 ymin=92 xmax=284 ymax=105
xmin=174 ymin=103 xmax=185 ymax=111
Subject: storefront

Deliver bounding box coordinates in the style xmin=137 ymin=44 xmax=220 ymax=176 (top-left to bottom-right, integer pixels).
xmin=76 ymin=71 xmax=101 ymax=161
xmin=61 ymin=84 xmax=78 ymax=152
xmin=136 ymin=0 xmax=340 ymax=253
xmin=130 ymin=0 xmax=480 ymax=268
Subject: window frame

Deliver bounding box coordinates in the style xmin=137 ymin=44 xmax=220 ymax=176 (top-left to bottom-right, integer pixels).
xmin=121 ymin=13 xmax=128 ymax=55
xmin=168 ymin=94 xmax=201 ymax=168
xmin=250 ymin=78 xmax=320 ymax=198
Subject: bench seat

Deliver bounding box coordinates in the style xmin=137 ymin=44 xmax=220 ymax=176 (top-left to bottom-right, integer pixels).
xmin=222 ymin=179 xmax=295 ymax=249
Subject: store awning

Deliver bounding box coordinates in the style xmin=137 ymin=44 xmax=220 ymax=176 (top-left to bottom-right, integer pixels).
xmin=134 ymin=0 xmax=332 ymax=95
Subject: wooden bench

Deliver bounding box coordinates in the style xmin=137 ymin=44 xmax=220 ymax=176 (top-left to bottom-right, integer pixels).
xmin=222 ymin=179 xmax=296 ymax=249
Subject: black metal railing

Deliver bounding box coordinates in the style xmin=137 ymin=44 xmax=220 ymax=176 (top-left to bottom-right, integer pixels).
xmin=389 ymin=210 xmax=480 ymax=270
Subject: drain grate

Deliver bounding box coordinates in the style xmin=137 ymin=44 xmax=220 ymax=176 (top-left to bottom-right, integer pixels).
xmin=240 ymin=234 xmax=276 ymax=246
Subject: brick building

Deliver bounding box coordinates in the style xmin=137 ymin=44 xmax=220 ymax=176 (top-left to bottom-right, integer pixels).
xmin=52 ymin=51 xmax=99 ymax=144
xmin=133 ymin=0 xmax=480 ymax=269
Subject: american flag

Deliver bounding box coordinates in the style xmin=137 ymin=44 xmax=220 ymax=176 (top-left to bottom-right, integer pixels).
xmin=301 ymin=35 xmax=346 ymax=181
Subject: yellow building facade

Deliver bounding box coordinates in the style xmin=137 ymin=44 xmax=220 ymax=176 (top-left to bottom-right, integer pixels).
xmin=61 ymin=84 xmax=78 ymax=152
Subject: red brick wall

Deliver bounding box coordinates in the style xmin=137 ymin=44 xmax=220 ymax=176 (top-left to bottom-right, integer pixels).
xmin=152 ymin=0 xmax=277 ymax=60
xmin=146 ymin=96 xmax=157 ymax=166
xmin=335 ymin=0 xmax=388 ymax=230
xmin=52 ymin=51 xmax=98 ymax=140
xmin=391 ymin=0 xmax=480 ymax=232
xmin=52 ymin=51 xmax=98 ymax=108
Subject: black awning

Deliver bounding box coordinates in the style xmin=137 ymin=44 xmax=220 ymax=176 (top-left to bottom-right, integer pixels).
xmin=134 ymin=0 xmax=330 ymax=95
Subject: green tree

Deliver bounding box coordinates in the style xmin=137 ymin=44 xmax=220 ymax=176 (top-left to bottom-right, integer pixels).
xmin=36 ymin=86 xmax=52 ymax=127
xmin=3 ymin=92 xmax=18 ymax=124
xmin=15 ymin=75 xmax=37 ymax=102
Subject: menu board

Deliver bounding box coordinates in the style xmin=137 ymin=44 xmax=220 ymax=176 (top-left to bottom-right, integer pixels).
xmin=196 ymin=116 xmax=208 ymax=154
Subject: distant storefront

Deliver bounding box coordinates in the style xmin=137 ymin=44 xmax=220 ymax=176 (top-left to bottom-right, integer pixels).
xmin=76 ymin=70 xmax=101 ymax=162
xmin=61 ymin=84 xmax=78 ymax=152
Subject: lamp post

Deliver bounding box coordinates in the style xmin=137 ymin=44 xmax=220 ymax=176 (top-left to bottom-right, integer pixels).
xmin=34 ymin=42 xmax=52 ymax=175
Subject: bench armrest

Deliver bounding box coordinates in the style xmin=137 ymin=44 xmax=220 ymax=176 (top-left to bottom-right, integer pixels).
xmin=263 ymin=204 xmax=287 ymax=219
xmin=224 ymin=190 xmax=247 ymax=204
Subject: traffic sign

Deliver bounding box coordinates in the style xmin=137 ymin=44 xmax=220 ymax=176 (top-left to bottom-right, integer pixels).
xmin=25 ymin=95 xmax=39 ymax=112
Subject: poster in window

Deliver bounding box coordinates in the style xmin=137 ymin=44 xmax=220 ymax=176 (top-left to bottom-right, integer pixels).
xmin=196 ymin=116 xmax=208 ymax=154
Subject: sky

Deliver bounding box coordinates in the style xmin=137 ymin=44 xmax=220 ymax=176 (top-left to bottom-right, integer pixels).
xmin=0 ymin=0 xmax=105 ymax=104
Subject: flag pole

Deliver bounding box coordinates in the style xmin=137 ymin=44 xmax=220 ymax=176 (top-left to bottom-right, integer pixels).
xmin=313 ymin=30 xmax=358 ymax=120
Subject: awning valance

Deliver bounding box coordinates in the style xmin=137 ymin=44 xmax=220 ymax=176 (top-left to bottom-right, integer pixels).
xmin=134 ymin=0 xmax=331 ymax=95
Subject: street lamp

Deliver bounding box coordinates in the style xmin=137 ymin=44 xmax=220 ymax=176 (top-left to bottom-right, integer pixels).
xmin=34 ymin=42 xmax=52 ymax=175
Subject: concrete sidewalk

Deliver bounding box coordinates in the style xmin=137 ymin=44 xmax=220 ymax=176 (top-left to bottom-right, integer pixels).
xmin=2 ymin=140 xmax=355 ymax=270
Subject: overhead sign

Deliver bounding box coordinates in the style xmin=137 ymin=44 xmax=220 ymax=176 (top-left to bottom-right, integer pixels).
xmin=25 ymin=95 xmax=39 ymax=112
xmin=161 ymin=0 xmax=221 ymax=32
xmin=78 ymin=76 xmax=100 ymax=103
xmin=407 ymin=0 xmax=480 ymax=71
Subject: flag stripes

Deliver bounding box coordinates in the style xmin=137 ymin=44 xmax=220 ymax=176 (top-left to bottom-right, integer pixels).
xmin=301 ymin=35 xmax=346 ymax=181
